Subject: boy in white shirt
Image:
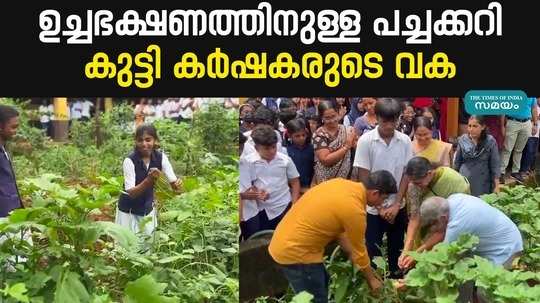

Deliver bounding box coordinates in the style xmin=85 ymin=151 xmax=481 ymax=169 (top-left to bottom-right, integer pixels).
xmin=239 ymin=125 xmax=300 ymax=241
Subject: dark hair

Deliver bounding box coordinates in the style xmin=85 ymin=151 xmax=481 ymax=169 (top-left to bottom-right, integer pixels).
xmin=305 ymin=111 xmax=319 ymax=122
xmin=253 ymin=106 xmax=275 ymax=125
xmin=242 ymin=111 xmax=256 ymax=123
xmin=286 ymin=118 xmax=306 ymax=134
xmin=317 ymin=100 xmax=337 ymax=124
xmin=402 ymin=101 xmax=414 ymax=112
xmin=134 ymin=123 xmax=160 ymax=150
xmin=279 ymin=98 xmax=295 ymax=111
xmin=375 ymin=98 xmax=402 ymax=121
xmin=421 ymin=107 xmax=439 ymax=128
xmin=247 ymin=98 xmax=262 ymax=110
xmin=251 ymin=125 xmax=278 ymax=146
xmin=0 ymin=105 xmax=19 ymax=125
xmin=405 ymin=157 xmax=433 ymax=180
xmin=278 ymin=110 xmax=297 ymax=126
xmin=469 ymin=115 xmax=489 ymax=151
xmin=413 ymin=116 xmax=433 ymax=131
xmin=239 ymin=103 xmax=254 ymax=114
xmin=135 ymin=123 xmax=159 ymax=141
xmin=365 ymin=170 xmax=398 ymax=195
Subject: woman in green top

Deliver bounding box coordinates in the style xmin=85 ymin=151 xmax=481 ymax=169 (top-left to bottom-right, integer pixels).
xmin=398 ymin=156 xmax=470 ymax=270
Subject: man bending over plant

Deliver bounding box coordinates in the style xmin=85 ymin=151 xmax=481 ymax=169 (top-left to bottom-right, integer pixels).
xmin=268 ymin=171 xmax=397 ymax=303
xmin=416 ymin=194 xmax=523 ymax=302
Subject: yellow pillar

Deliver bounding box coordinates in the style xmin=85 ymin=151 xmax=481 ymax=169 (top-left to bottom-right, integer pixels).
xmin=105 ymin=98 xmax=113 ymax=112
xmin=53 ymin=98 xmax=69 ymax=121
xmin=53 ymin=98 xmax=69 ymax=141
xmin=446 ymin=98 xmax=459 ymax=139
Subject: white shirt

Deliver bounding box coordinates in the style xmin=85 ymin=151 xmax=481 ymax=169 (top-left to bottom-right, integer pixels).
xmin=169 ymin=101 xmax=181 ymax=118
xmin=353 ymin=127 xmax=413 ymax=215
xmin=179 ymin=98 xmax=194 ymax=119
xmin=241 ymin=130 xmax=288 ymax=158
xmin=39 ymin=105 xmax=51 ymax=123
xmin=81 ymin=101 xmax=93 ymax=118
xmin=161 ymin=100 xmax=171 ymax=118
xmin=71 ymin=102 xmax=83 ymax=120
xmin=239 ymin=151 xmax=300 ymax=221
xmin=48 ymin=104 xmax=55 ymax=121
xmin=123 ymin=152 xmax=178 ymax=191
xmin=155 ymin=104 xmax=164 ymax=119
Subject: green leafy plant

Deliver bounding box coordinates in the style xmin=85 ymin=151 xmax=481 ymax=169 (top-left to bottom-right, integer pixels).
xmin=482 ymin=185 xmax=540 ymax=271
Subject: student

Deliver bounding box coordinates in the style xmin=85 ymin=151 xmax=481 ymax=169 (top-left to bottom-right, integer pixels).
xmin=38 ymin=100 xmax=52 ymax=134
xmin=352 ymin=98 xmax=413 ymax=278
xmin=269 ymin=172 xmax=398 ymax=302
xmin=397 ymin=102 xmax=415 ymax=138
xmin=116 ymin=124 xmax=181 ymax=236
xmin=0 ymin=105 xmax=23 ymax=218
xmin=286 ymin=119 xmax=314 ymax=195
xmin=343 ymin=98 xmax=364 ymax=129
xmin=353 ymin=97 xmax=378 ymax=137
xmin=154 ymin=100 xmax=164 ymax=120
xmin=241 ymin=106 xmax=287 ymax=157
xmin=454 ymin=115 xmax=501 ymax=196
xmin=239 ymin=125 xmax=300 ymax=241
xmin=81 ymin=99 xmax=94 ymax=122
xmin=421 ymin=107 xmax=441 ymax=140
xmin=178 ymin=97 xmax=195 ymax=124
xmin=143 ymin=100 xmax=156 ymax=123
xmin=71 ymin=100 xmax=83 ymax=121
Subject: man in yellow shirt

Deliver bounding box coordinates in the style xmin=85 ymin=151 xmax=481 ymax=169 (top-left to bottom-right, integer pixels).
xmin=268 ymin=171 xmax=397 ymax=303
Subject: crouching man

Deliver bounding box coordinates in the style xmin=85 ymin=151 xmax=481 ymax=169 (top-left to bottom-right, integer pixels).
xmin=417 ymin=194 xmax=523 ymax=302
xmin=268 ymin=171 xmax=398 ymax=303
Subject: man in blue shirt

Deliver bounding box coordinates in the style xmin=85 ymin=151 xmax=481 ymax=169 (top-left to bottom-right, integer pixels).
xmin=500 ymin=97 xmax=538 ymax=183
xmin=419 ymin=193 xmax=522 ymax=267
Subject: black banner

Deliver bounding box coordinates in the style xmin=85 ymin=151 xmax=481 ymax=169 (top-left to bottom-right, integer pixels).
xmin=0 ymin=0 xmax=538 ymax=96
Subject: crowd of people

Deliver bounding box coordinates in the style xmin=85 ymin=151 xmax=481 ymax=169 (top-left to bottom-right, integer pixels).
xmin=36 ymin=97 xmax=241 ymax=135
xmin=239 ymin=97 xmax=538 ymax=302
xmin=131 ymin=97 xmax=239 ymax=125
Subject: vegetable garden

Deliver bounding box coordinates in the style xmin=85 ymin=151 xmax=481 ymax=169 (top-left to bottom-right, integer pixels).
xmin=0 ymin=99 xmax=239 ymax=303
xmin=254 ymin=184 xmax=540 ymax=303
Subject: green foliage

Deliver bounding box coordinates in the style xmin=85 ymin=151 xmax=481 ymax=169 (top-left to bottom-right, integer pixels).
xmin=482 ymin=185 xmax=540 ymax=271
xmin=2 ymin=100 xmax=238 ymax=302
xmin=123 ymin=275 xmax=176 ymax=303
xmin=403 ymin=234 xmax=540 ymax=303
xmin=192 ymin=104 xmax=239 ymax=156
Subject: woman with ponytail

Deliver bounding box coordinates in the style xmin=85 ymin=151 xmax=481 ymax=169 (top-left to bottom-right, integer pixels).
xmin=454 ymin=115 xmax=501 ymax=196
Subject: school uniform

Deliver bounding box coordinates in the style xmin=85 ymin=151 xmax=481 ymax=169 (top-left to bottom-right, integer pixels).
xmin=116 ymin=149 xmax=177 ymax=236
xmin=239 ymin=151 xmax=299 ymax=240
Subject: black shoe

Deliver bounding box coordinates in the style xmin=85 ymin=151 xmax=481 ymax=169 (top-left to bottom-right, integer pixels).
xmin=511 ymin=172 xmax=524 ymax=183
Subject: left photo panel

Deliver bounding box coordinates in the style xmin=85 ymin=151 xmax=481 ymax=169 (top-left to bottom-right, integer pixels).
xmin=0 ymin=98 xmax=239 ymax=302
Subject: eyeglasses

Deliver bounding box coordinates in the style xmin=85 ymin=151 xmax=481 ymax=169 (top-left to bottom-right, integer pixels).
xmin=322 ymin=116 xmax=339 ymax=123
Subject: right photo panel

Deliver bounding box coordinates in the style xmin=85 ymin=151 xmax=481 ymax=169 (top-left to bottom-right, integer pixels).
xmin=239 ymin=97 xmax=539 ymax=303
